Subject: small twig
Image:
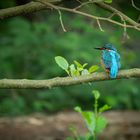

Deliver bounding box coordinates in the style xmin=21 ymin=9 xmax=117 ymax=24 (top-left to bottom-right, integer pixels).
xmin=108 ymin=12 xmax=116 ymax=19
xmin=36 ymin=0 xmax=58 ymax=10
xmin=119 ymin=13 xmax=127 ymax=33
xmin=97 ymin=19 xmax=104 ymax=31
xmin=58 ymin=10 xmax=66 ymax=32
xmin=36 ymin=0 xmax=66 ymax=32
xmin=131 ymin=0 xmax=140 ymax=11
xmin=95 ymin=2 xmax=140 ymax=27
xmin=74 ymin=1 xmax=93 ymax=10
xmin=122 ymin=20 xmax=130 ymax=40
xmin=37 ymin=1 xmax=140 ymax=31
xmin=74 ymin=0 xmax=105 ymax=10
xmin=117 ymin=13 xmax=129 ymax=40
xmin=0 ymin=0 xmax=140 ymax=31
xmin=76 ymin=0 xmax=82 ymax=4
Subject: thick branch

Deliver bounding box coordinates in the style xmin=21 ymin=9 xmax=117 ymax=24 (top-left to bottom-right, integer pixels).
xmin=0 ymin=68 xmax=139 ymax=89
xmin=0 ymin=0 xmax=60 ymax=19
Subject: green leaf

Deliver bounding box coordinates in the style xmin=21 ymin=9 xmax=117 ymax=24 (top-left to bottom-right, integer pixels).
xmin=81 ymin=69 xmax=89 ymax=75
xmin=84 ymin=133 xmax=93 ymax=140
xmin=81 ymin=111 xmax=96 ymax=134
xmin=88 ymin=65 xmax=99 ymax=73
xmin=74 ymin=70 xmax=80 ymax=76
xmin=83 ymin=63 xmax=88 ymax=68
xmin=75 ymin=106 xmax=96 ymax=134
xmin=74 ymin=60 xmax=83 ymax=68
xmin=70 ymin=64 xmax=75 ymax=70
xmin=92 ymin=90 xmax=100 ymax=100
xmin=99 ymin=104 xmax=111 ymax=113
xmin=95 ymin=116 xmax=107 ymax=134
xmin=104 ymin=0 xmax=112 ymax=3
xmin=55 ymin=56 xmax=69 ymax=70
xmin=70 ymin=64 xmax=80 ymax=76
xmin=74 ymin=61 xmax=88 ymax=72
xmin=74 ymin=106 xmax=82 ymax=113
xmin=74 ymin=60 xmax=84 ymax=71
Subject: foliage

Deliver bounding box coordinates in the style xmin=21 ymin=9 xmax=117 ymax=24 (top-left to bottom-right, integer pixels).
xmin=55 ymin=56 xmax=69 ymax=74
xmin=0 ymin=2 xmax=139 ymax=116
xmin=67 ymin=90 xmax=111 ymax=140
xmin=55 ymin=56 xmax=99 ymax=76
xmin=104 ymin=0 xmax=112 ymax=4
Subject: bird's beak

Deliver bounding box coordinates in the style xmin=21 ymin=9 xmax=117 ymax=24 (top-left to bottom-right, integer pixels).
xmin=94 ymin=47 xmax=103 ymax=50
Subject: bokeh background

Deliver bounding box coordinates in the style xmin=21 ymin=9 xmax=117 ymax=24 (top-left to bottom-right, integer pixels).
xmin=0 ymin=0 xmax=140 ymax=139
xmin=0 ymin=0 xmax=140 ymax=116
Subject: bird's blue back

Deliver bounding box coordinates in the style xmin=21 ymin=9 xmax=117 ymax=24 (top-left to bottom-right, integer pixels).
xmin=102 ymin=49 xmax=120 ymax=78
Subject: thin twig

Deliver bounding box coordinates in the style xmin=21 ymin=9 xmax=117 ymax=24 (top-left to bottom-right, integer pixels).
xmin=58 ymin=10 xmax=67 ymax=32
xmin=74 ymin=0 xmax=106 ymax=10
xmin=74 ymin=1 xmax=94 ymax=10
xmin=36 ymin=0 xmax=67 ymax=32
xmin=0 ymin=0 xmax=140 ymax=31
xmin=76 ymin=0 xmax=82 ymax=4
xmin=97 ymin=19 xmax=104 ymax=31
xmin=95 ymin=2 xmax=140 ymax=27
xmin=37 ymin=0 xmax=140 ymax=31
xmin=117 ymin=13 xmax=130 ymax=40
xmin=108 ymin=12 xmax=116 ymax=19
xmin=131 ymin=0 xmax=140 ymax=11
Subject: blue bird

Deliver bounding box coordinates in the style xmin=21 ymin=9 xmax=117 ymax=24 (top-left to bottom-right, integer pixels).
xmin=95 ymin=44 xmax=121 ymax=78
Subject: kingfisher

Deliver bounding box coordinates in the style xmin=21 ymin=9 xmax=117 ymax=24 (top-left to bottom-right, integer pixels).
xmin=95 ymin=44 xmax=121 ymax=78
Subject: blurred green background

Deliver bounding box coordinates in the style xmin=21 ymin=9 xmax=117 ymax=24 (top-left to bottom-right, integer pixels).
xmin=0 ymin=0 xmax=140 ymax=116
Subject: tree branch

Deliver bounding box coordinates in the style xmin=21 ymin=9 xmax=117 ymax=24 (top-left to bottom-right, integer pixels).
xmin=0 ymin=68 xmax=139 ymax=89
xmin=0 ymin=0 xmax=60 ymax=19
xmin=36 ymin=0 xmax=140 ymax=31
xmin=95 ymin=2 xmax=140 ymax=27
xmin=0 ymin=0 xmax=140 ymax=31
xmin=131 ymin=0 xmax=140 ymax=11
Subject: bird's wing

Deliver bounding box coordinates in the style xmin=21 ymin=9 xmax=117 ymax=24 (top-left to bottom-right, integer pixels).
xmin=102 ymin=51 xmax=112 ymax=68
xmin=102 ymin=51 xmax=120 ymax=69
xmin=115 ymin=52 xmax=121 ymax=69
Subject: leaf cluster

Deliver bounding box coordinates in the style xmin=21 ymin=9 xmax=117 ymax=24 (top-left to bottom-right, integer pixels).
xmin=55 ymin=56 xmax=99 ymax=76
xmin=67 ymin=90 xmax=111 ymax=140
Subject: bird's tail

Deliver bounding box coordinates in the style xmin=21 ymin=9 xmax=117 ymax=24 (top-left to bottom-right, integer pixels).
xmin=110 ymin=65 xmax=118 ymax=78
xmin=110 ymin=57 xmax=118 ymax=78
